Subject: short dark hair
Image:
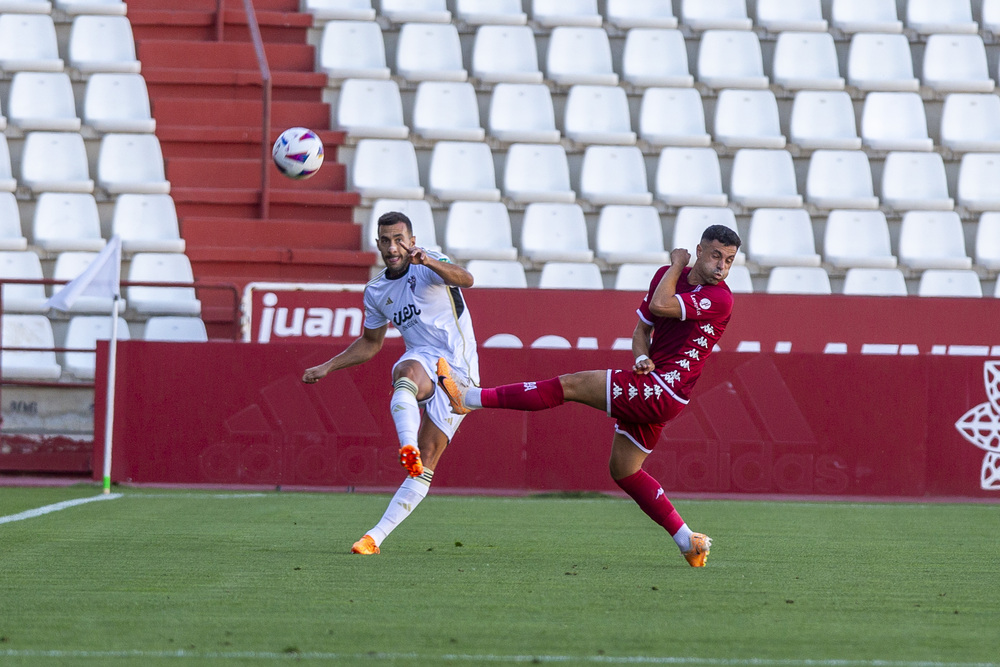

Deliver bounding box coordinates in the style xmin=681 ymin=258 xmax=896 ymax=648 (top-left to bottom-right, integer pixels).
xmin=702 ymin=224 xmax=741 ymax=250
xmin=377 ymin=211 xmax=413 ymax=235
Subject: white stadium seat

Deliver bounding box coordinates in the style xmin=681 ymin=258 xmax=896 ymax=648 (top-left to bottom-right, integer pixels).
xmin=143 ymin=316 xmax=209 ymax=342
xmin=63 ymin=315 xmax=130 ymax=380
xmin=0 ymin=1 xmax=52 ymax=14
xmin=51 ymin=251 xmax=119 ymax=314
xmin=7 ymin=72 xmax=80 ymax=132
xmin=67 ymin=15 xmax=140 ymax=74
xmin=0 ymin=136 xmax=15 ymax=192
xmin=672 ymin=206 xmax=746 ymax=266
xmin=20 ymin=131 xmax=94 ymax=194
xmin=898 ymin=210 xmax=972 ymax=270
xmin=847 ymin=33 xmax=919 ymax=92
xmin=614 ymin=263 xmax=661 ymax=291
xmin=502 ymin=143 xmax=575 ymax=203
xmin=725 ymin=265 xmax=753 ymax=293
xmin=55 ymin=0 xmax=126 ymax=15
xmin=697 ymin=30 xmax=768 ymax=90
xmin=380 ymin=0 xmax=450 ymax=24
xmin=0 ymin=14 xmax=63 ymax=73
xmin=0 ymin=250 xmax=47 ymax=313
xmin=747 ymin=208 xmax=821 ymax=268
xmin=471 ymin=25 xmax=542 ymax=84
xmin=621 ymin=28 xmax=692 ymax=88
xmin=595 ymin=205 xmax=669 ymax=265
xmin=772 ymin=31 xmax=844 ymax=90
xmin=466 ymin=260 xmax=527 ymax=288
xmin=957 ymin=153 xmax=1000 ymax=211
xmin=443 ymin=201 xmax=517 ymax=262
xmin=655 ymin=147 xmax=728 ymax=207
xmin=538 ymin=261 xmax=603 ymax=289
xmin=730 ymin=149 xmax=803 ymax=209
xmin=395 ymin=22 xmax=467 ymax=82
xmin=521 ymin=203 xmax=593 ymax=263
xmin=564 ymin=85 xmax=636 ymax=146
xmin=713 ymin=88 xmax=786 ymax=149
xmin=606 ymin=0 xmax=677 ymax=29
xmin=940 ymin=94 xmax=1000 ymax=153
xmin=303 ymin=0 xmax=376 ymax=22
xmin=454 ymin=0 xmax=526 ymax=26
xmin=823 ymin=210 xmax=897 ymax=269
xmin=126 ymin=253 xmax=202 ymax=316
xmin=789 ymin=91 xmax=862 ymax=150
xmin=756 ymin=0 xmax=827 ymax=32
xmin=97 ymin=134 xmax=170 ymax=195
xmin=545 ymin=27 xmax=618 ymax=86
xmin=319 ymin=20 xmax=389 ymax=80
xmin=111 ymin=193 xmax=185 ymax=254
xmin=2 ymin=314 xmax=61 ymax=381
xmin=921 ymin=34 xmax=994 ymax=93
xmin=881 ymin=152 xmax=954 ymax=211
xmin=350 ymin=139 xmax=424 ymax=200
xmin=488 ymin=84 xmax=560 ymax=144
xmin=680 ymin=0 xmax=753 ymax=31
xmin=0 ymin=192 xmax=28 ymax=251
xmin=334 ymin=78 xmax=408 ymax=140
xmin=638 ymin=87 xmax=710 ymax=148
xmin=579 ymin=146 xmax=652 ymax=206
xmin=32 ymin=192 xmax=105 ymax=253
xmin=842 ymin=268 xmax=908 ymax=296
xmin=861 ymin=92 xmax=933 ymax=152
xmin=906 ymin=0 xmax=977 ymax=35
xmin=917 ymin=269 xmax=983 ymax=297
xmin=975 ymin=213 xmax=1000 ymax=270
xmin=427 ymin=141 xmax=500 ymax=202
xmin=530 ymin=0 xmax=601 ymax=28
xmin=766 ymin=267 xmax=832 ymax=295
xmin=83 ymin=73 xmax=156 ymax=134
xmin=831 ymin=0 xmax=903 ymax=33
xmin=412 ymin=81 xmax=485 ymax=142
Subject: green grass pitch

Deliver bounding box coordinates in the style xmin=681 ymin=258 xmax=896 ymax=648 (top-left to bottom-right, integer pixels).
xmin=0 ymin=485 xmax=998 ymax=666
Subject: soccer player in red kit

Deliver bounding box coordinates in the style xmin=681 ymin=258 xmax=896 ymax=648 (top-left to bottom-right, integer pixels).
xmin=437 ymin=224 xmax=741 ymax=567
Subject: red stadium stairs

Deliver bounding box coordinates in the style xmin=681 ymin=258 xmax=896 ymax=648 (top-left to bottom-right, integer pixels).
xmin=127 ymin=0 xmax=373 ymax=332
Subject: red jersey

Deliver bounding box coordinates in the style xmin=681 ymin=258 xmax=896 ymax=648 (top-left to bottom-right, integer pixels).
xmin=636 ymin=265 xmax=734 ymax=403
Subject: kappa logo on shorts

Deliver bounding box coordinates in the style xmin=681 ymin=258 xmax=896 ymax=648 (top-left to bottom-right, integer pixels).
xmin=628 ymin=385 xmax=638 ymax=400
xmin=643 ymin=384 xmax=663 ymax=400
xmin=524 ymin=381 xmax=538 ymax=391
xmin=613 ymin=384 xmax=623 ymax=399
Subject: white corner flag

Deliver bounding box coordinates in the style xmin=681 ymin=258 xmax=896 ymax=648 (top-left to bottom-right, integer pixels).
xmin=45 ymin=235 xmax=123 ymax=494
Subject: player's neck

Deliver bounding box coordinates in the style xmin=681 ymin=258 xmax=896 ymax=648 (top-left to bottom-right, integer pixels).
xmin=385 ymin=263 xmax=410 ymax=280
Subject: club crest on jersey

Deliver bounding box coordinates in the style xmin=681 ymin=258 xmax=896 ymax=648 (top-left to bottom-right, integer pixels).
xmin=407 ymin=275 xmax=417 ymax=292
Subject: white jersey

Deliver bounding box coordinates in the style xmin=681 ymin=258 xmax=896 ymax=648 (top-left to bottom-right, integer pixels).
xmin=363 ymin=252 xmax=479 ymax=383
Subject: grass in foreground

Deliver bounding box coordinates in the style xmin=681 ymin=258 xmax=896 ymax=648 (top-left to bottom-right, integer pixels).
xmin=0 ymin=485 xmax=997 ymax=666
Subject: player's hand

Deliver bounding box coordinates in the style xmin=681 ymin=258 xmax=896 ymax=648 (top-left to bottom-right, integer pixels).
xmin=302 ymin=365 xmax=328 ymax=384
xmin=633 ymin=356 xmax=655 ymax=375
xmin=403 ymin=241 xmax=427 ymax=265
xmin=669 ymin=247 xmax=691 ymax=267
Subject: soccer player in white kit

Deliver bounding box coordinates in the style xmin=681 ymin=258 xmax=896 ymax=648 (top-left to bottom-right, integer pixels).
xmin=302 ymin=211 xmax=479 ymax=554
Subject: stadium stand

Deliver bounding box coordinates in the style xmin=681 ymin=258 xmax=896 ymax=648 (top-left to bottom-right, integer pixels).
xmin=465 ymin=259 xmax=528 ymax=288
xmin=520 ymin=203 xmax=594 ymax=264
xmin=333 ymin=78 xmax=408 ymax=140
xmin=605 ymin=0 xmax=677 ymax=30
xmin=443 ymin=201 xmax=518 ymax=262
xmin=789 ymin=91 xmax=862 ymax=149
xmin=620 ymin=28 xmax=693 ymax=88
xmin=638 ymin=87 xmax=710 ymax=147
xmin=487 ymin=83 xmax=560 ymax=144
xmin=412 ymin=81 xmax=485 ymax=142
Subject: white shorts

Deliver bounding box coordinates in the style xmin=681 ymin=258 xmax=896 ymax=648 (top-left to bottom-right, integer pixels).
xmin=392 ymin=347 xmax=477 ymax=442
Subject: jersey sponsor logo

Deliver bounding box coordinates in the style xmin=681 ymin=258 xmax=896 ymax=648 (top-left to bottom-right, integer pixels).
xmin=392 ymin=303 xmax=422 ymax=329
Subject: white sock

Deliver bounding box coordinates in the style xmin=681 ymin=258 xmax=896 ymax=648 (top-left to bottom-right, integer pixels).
xmin=466 ymin=387 xmax=483 ymax=408
xmin=390 ymin=377 xmax=420 ymax=446
xmin=673 ymin=523 xmax=694 ymax=552
xmin=367 ymin=470 xmax=433 ymax=546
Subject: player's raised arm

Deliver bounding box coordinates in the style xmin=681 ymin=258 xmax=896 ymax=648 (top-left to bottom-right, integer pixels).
xmin=404 ymin=241 xmax=474 ymax=288
xmin=647 ymin=248 xmax=690 ymax=318
xmin=302 ymin=324 xmax=388 ymax=383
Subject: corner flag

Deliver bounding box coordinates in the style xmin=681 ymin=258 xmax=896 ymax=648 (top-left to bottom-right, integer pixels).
xmin=44 ymin=235 xmax=122 ymax=313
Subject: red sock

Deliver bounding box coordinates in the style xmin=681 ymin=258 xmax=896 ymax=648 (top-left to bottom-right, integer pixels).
xmin=480 ymin=377 xmax=565 ymax=411
xmin=615 ymin=469 xmax=685 ymax=536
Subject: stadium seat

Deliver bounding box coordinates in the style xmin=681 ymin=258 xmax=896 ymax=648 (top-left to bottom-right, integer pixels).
xmin=7 ymin=72 xmax=80 ymax=132
xmin=713 ymin=89 xmax=786 ymax=149
xmin=861 ymin=92 xmax=933 ymax=152
xmin=365 ymin=199 xmax=439 ymax=255
xmin=898 ymin=210 xmax=972 ymax=270
xmin=0 ymin=136 xmax=14 ymax=192
xmin=614 ymin=263 xmax=661 ymax=291
xmin=471 ymin=25 xmax=543 ymax=84
xmin=906 ymin=0 xmax=977 ymax=34
xmin=55 ymin=0 xmax=126 ymax=14
xmin=0 ymin=193 xmax=28 ymax=251
xmin=730 ymin=149 xmax=803 ymax=208
xmin=67 ymin=15 xmax=140 ymax=74
xmin=957 ymin=153 xmax=1000 ymax=211
xmin=917 ymin=269 xmax=983 ymax=297
xmin=0 ymin=97 xmax=5 ymax=131
xmin=520 ymin=203 xmax=593 ymax=263
xmin=579 ymin=146 xmax=652 ymax=206
xmin=545 ymin=27 xmax=618 ymax=86
xmin=765 ymin=266 xmax=832 ymax=294
xmin=983 ymin=0 xmax=1000 ymax=34
xmin=771 ymin=31 xmax=845 ymax=91
xmin=563 ymin=85 xmax=636 ymax=145
xmin=747 ymin=208 xmax=821 ymax=268
xmin=530 ymin=0 xmax=601 ymax=27
xmin=350 ymin=139 xmax=424 ymax=200
xmin=940 ymin=94 xmax=1000 ymax=153
xmin=303 ymin=0 xmax=376 ymax=22
xmin=654 ymin=147 xmax=728 ymax=207
xmin=482 ymin=333 xmax=524 ymax=347
xmin=831 ymin=0 xmax=903 ymax=33
xmin=319 ymin=20 xmax=390 ymax=80
xmin=842 ymin=268 xmax=908 ymax=296
xmin=380 ymin=0 xmax=450 ymax=23
xmin=756 ymin=0 xmax=827 ymax=32
xmin=0 ymin=250 xmax=47 ymax=312
xmin=0 ymin=14 xmax=62 ymax=73
xmin=680 ymin=0 xmax=753 ymax=30
xmin=502 ymin=143 xmax=575 ymax=203
xmin=396 ymin=22 xmax=467 ymax=82
xmin=20 ymin=131 xmax=94 ymax=194
xmin=697 ymin=30 xmax=768 ymax=90
xmin=82 ymin=73 xmax=156 ymax=134
xmin=595 ymin=205 xmax=670 ymax=265
xmin=823 ymin=209 xmax=897 ymax=269
xmin=126 ymin=253 xmax=202 ymax=316
xmin=725 ymin=264 xmax=753 ymax=293
xmin=62 ymin=315 xmax=131 ymax=381
xmin=1 ymin=314 xmax=61 ymax=381
xmin=638 ymin=87 xmax=710 ymax=148
xmin=529 ymin=335 xmax=572 ymax=349
xmin=975 ymin=212 xmax=1000 ymax=270
xmin=846 ymin=33 xmax=919 ymax=92
xmin=97 ymin=134 xmax=170 ymax=195
xmin=881 ymin=152 xmax=954 ymax=211
xmin=333 ymin=78 xmax=408 ymax=140
xmin=111 ymin=193 xmax=185 ymax=254
xmin=412 ymin=81 xmax=485 ymax=141
xmin=606 ymin=0 xmax=677 ymax=29
xmin=51 ymin=251 xmax=120 ymax=313
xmin=538 ymin=262 xmax=603 ymax=289
xmin=621 ymin=28 xmax=693 ymax=88
xmin=0 ymin=1 xmax=51 ymax=14
xmin=672 ymin=206 xmax=746 ymax=265
xmin=789 ymin=91 xmax=862 ymax=150
xmin=454 ymin=0 xmax=526 ymax=26
xmin=32 ymin=192 xmax=105 ymax=253
xmin=143 ymin=316 xmax=209 ymax=342
xmin=921 ymin=34 xmax=994 ymax=93
xmin=466 ymin=259 xmax=528 ymax=288
xmin=427 ymin=141 xmax=500 ymax=202
xmin=444 ymin=201 xmax=517 ymax=262
xmin=488 ymin=83 xmax=560 ymax=144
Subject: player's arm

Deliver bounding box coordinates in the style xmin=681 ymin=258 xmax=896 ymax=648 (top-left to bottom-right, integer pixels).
xmin=631 ymin=319 xmax=655 ymax=374
xmin=405 ymin=242 xmax=474 ymax=288
xmin=647 ymin=248 xmax=691 ymax=318
xmin=302 ymin=324 xmax=388 ymax=384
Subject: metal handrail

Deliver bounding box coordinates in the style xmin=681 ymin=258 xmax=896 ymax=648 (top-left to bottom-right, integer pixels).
xmin=217 ymin=0 xmax=272 ymax=219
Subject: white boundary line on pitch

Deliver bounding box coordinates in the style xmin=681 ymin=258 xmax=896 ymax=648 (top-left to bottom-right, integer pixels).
xmin=0 ymin=650 xmax=996 ymax=666
xmin=0 ymin=493 xmax=122 ymax=526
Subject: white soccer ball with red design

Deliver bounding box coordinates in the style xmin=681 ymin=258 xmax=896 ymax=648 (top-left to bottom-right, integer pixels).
xmin=272 ymin=127 xmax=324 ymax=179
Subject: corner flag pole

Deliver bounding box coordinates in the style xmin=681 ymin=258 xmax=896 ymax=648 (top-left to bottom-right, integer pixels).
xmin=102 ymin=296 xmax=121 ymax=495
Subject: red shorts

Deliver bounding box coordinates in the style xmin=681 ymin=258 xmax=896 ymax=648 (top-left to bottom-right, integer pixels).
xmin=606 ymin=369 xmax=687 ymax=453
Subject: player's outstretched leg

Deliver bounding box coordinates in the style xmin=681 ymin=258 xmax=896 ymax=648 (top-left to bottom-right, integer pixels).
xmin=437 ymin=357 xmax=567 ymax=414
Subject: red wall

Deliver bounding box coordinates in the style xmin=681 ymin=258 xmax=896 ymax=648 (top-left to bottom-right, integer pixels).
xmin=95 ymin=341 xmax=1000 ymax=500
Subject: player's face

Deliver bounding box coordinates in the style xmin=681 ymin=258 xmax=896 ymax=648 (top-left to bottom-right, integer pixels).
xmin=693 ymin=239 xmax=738 ymax=285
xmin=376 ymin=222 xmax=414 ymax=275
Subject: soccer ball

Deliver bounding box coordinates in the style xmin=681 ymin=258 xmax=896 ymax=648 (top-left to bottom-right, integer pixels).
xmin=272 ymin=127 xmax=324 ymax=179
